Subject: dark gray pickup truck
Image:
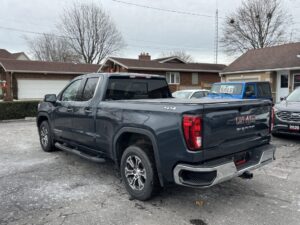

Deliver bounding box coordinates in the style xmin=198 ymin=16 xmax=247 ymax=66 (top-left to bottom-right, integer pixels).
xmin=37 ymin=73 xmax=275 ymax=200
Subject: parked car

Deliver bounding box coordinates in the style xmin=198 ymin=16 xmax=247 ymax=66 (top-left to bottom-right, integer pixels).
xmin=37 ymin=73 xmax=275 ymax=200
xmin=172 ymin=89 xmax=208 ymax=99
xmin=272 ymin=87 xmax=300 ymax=136
xmin=207 ymin=81 xmax=273 ymax=101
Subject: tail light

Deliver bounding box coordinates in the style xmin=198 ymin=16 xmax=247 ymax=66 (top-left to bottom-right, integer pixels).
xmin=182 ymin=115 xmax=202 ymax=150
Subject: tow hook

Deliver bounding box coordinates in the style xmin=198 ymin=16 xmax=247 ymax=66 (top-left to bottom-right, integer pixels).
xmin=239 ymin=171 xmax=253 ymax=179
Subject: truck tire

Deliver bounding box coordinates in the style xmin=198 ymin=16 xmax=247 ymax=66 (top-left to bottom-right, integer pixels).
xmin=120 ymin=144 xmax=159 ymax=201
xmin=39 ymin=121 xmax=55 ymax=152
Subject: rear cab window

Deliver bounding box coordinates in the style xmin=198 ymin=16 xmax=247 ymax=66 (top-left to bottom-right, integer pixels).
xmin=105 ymin=76 xmax=171 ymax=100
xmin=211 ymin=83 xmax=243 ymax=95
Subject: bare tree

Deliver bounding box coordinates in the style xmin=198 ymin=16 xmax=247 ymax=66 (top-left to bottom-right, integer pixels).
xmin=27 ymin=34 xmax=80 ymax=62
xmin=159 ymin=50 xmax=194 ymax=62
xmin=59 ymin=2 xmax=125 ymax=64
xmin=221 ymin=0 xmax=292 ymax=55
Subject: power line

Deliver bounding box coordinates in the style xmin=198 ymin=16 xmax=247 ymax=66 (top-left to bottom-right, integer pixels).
xmin=111 ymin=0 xmax=226 ymax=19
xmin=0 ymin=25 xmax=74 ymax=40
xmin=0 ymin=25 xmax=211 ymax=52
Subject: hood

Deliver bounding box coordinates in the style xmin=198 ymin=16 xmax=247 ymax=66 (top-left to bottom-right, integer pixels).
xmin=275 ymin=101 xmax=300 ymax=112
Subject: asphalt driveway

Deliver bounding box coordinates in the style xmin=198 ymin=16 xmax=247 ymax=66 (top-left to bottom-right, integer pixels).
xmin=0 ymin=121 xmax=300 ymax=225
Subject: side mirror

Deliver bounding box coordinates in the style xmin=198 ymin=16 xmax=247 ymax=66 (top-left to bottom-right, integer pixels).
xmin=44 ymin=94 xmax=57 ymax=103
xmin=280 ymin=96 xmax=286 ymax=101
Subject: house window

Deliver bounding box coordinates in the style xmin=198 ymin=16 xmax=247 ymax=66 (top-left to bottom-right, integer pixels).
xmin=166 ymin=72 xmax=180 ymax=84
xmin=294 ymin=75 xmax=300 ymax=89
xmin=280 ymin=74 xmax=288 ymax=88
xmin=192 ymin=73 xmax=198 ymax=85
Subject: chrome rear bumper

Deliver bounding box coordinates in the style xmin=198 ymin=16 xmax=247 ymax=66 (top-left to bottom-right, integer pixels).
xmin=173 ymin=144 xmax=276 ymax=188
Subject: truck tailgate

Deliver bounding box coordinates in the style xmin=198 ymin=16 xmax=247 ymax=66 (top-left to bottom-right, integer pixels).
xmin=202 ymin=100 xmax=271 ymax=161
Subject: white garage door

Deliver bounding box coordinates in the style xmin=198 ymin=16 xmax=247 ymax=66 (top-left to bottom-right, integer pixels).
xmin=17 ymin=79 xmax=71 ymax=99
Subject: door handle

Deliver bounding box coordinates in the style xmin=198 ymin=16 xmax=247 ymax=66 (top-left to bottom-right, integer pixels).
xmin=84 ymin=107 xmax=92 ymax=113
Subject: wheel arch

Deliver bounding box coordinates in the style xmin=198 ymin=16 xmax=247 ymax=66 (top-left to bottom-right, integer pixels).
xmin=113 ymin=127 xmax=164 ymax=187
xmin=37 ymin=112 xmax=51 ymax=128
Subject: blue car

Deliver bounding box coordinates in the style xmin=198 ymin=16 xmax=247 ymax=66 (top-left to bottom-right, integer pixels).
xmin=207 ymin=81 xmax=273 ymax=101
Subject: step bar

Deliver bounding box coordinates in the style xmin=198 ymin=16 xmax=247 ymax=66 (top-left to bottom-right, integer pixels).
xmin=55 ymin=142 xmax=105 ymax=163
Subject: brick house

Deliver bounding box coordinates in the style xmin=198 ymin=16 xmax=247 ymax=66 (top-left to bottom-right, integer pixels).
xmin=100 ymin=53 xmax=226 ymax=92
xmin=0 ymin=58 xmax=100 ymax=101
xmin=220 ymin=43 xmax=300 ymax=102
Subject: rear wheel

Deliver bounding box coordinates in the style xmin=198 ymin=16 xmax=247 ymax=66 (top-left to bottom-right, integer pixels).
xmin=39 ymin=121 xmax=55 ymax=152
xmin=120 ymin=145 xmax=159 ymax=201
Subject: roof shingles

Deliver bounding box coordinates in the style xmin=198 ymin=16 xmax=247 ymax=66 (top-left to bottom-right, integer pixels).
xmin=107 ymin=57 xmax=226 ymax=72
xmin=223 ymin=42 xmax=300 ymax=73
xmin=0 ymin=58 xmax=100 ymax=74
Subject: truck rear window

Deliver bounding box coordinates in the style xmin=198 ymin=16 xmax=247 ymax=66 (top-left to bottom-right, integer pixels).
xmin=211 ymin=83 xmax=243 ymax=95
xmin=105 ymin=77 xmax=171 ymax=100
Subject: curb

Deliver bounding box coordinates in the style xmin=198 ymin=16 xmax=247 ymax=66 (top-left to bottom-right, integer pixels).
xmin=0 ymin=117 xmax=36 ymax=123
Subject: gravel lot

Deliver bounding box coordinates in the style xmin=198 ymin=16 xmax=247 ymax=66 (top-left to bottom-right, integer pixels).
xmin=0 ymin=121 xmax=300 ymax=225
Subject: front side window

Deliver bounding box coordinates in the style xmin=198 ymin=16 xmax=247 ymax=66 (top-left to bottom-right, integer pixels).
xmin=81 ymin=77 xmax=99 ymax=101
xmin=61 ymin=79 xmax=81 ymax=101
xmin=166 ymin=72 xmax=180 ymax=84
xmin=245 ymin=84 xmax=255 ymax=98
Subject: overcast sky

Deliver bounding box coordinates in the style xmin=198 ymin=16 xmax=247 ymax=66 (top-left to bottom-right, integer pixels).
xmin=1 ymin=0 xmax=299 ymax=64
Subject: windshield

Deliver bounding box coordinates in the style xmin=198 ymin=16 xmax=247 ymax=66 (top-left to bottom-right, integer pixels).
xmin=286 ymin=88 xmax=300 ymax=102
xmin=172 ymin=91 xmax=191 ymax=99
xmin=210 ymin=83 xmax=243 ymax=95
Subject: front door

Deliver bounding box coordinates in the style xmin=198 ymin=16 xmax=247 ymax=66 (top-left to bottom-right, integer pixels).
xmin=72 ymin=77 xmax=100 ymax=151
xmin=53 ymin=79 xmax=82 ymax=142
xmin=277 ymin=71 xmax=290 ymax=102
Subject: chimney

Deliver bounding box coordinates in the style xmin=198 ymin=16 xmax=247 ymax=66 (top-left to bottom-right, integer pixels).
xmin=139 ymin=52 xmax=151 ymax=61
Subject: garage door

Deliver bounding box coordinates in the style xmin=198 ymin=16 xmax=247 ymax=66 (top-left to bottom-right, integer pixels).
xmin=17 ymin=79 xmax=71 ymax=99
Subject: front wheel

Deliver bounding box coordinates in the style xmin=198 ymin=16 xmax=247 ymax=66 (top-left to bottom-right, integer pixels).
xmin=120 ymin=145 xmax=159 ymax=201
xmin=39 ymin=121 xmax=55 ymax=152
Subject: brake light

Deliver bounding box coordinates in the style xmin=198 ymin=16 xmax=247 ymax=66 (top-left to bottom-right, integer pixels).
xmin=182 ymin=115 xmax=202 ymax=150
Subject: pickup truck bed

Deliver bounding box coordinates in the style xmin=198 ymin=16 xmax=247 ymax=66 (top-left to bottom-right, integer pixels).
xmin=37 ymin=73 xmax=275 ymax=200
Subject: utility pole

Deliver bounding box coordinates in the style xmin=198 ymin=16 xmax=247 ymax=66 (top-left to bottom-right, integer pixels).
xmin=214 ymin=0 xmax=219 ymax=64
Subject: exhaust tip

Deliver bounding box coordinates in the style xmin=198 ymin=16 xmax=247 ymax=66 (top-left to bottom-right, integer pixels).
xmin=239 ymin=171 xmax=253 ymax=179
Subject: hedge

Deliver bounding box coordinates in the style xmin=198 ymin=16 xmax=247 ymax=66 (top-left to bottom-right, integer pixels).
xmin=0 ymin=101 xmax=40 ymax=120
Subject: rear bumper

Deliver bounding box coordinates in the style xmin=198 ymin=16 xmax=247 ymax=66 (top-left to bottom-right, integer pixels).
xmin=173 ymin=144 xmax=276 ymax=188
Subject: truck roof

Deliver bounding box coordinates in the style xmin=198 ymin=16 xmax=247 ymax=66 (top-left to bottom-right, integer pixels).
xmin=76 ymin=72 xmax=166 ymax=79
xmin=213 ymin=81 xmax=269 ymax=85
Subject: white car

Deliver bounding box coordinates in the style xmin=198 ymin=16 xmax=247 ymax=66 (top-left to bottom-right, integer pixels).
xmin=172 ymin=89 xmax=209 ymax=99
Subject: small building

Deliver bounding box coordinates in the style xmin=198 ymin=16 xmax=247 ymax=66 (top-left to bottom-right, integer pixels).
xmin=100 ymin=53 xmax=226 ymax=92
xmin=0 ymin=58 xmax=100 ymax=101
xmin=220 ymin=43 xmax=300 ymax=102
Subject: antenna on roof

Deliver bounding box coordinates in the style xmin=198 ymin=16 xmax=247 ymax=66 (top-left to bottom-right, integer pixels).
xmin=214 ymin=0 xmax=219 ymax=64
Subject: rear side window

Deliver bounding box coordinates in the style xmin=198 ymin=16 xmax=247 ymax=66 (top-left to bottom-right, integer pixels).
xmin=81 ymin=77 xmax=99 ymax=101
xmin=105 ymin=77 xmax=171 ymax=100
xmin=257 ymin=83 xmax=271 ymax=97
